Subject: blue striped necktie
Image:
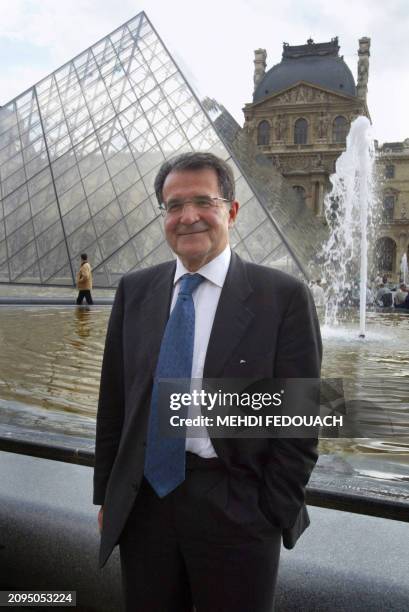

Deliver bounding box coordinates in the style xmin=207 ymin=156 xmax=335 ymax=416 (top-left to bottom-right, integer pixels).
xmin=144 ymin=273 xmax=204 ymax=497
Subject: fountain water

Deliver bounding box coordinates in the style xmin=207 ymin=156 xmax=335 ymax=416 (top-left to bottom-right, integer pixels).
xmin=321 ymin=116 xmax=376 ymax=336
xmin=400 ymin=253 xmax=408 ymax=285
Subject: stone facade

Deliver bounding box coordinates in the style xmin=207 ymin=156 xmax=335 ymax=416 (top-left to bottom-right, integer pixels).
xmin=375 ymin=140 xmax=409 ymax=279
xmin=243 ymin=36 xmax=409 ymax=282
xmin=243 ymin=38 xmax=370 ymax=218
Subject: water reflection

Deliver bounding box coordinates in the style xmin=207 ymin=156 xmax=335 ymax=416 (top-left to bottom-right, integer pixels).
xmin=0 ymin=306 xmax=109 ymax=416
xmin=319 ymin=309 xmax=409 ymax=459
xmin=74 ymin=306 xmax=92 ymax=340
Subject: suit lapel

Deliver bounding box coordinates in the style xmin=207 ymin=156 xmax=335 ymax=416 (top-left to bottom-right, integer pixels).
xmin=136 ymin=261 xmax=175 ymax=376
xmin=204 ymin=252 xmax=254 ymax=378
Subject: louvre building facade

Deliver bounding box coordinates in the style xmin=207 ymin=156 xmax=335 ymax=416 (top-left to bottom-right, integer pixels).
xmin=0 ymin=11 xmax=302 ymax=288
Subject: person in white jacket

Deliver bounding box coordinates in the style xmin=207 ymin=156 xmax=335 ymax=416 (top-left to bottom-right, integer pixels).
xmin=311 ymin=279 xmax=325 ymax=308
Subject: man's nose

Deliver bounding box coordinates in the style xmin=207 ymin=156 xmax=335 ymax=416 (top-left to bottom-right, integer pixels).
xmin=179 ymin=202 xmax=200 ymax=223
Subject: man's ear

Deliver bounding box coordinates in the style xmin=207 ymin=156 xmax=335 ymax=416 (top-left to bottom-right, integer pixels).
xmin=228 ymin=201 xmax=239 ymax=227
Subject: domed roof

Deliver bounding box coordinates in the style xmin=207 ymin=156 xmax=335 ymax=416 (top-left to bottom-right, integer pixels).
xmin=253 ymin=38 xmax=356 ymax=103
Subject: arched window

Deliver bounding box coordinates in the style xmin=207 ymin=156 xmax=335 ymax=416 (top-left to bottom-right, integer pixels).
xmin=385 ymin=164 xmax=395 ymax=179
xmin=383 ymin=194 xmax=395 ymax=222
xmin=332 ymin=116 xmax=348 ymax=143
xmin=294 ymin=118 xmax=308 ymax=144
xmin=375 ymin=237 xmax=396 ymax=273
xmin=292 ymin=185 xmax=306 ymax=204
xmin=257 ymin=121 xmax=270 ymax=145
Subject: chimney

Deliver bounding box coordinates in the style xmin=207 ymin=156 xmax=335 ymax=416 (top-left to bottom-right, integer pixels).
xmin=357 ymin=37 xmax=370 ymax=101
xmin=253 ymin=49 xmax=267 ymax=92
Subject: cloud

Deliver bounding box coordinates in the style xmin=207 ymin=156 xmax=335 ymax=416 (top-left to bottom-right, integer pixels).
xmin=0 ymin=0 xmax=407 ymax=141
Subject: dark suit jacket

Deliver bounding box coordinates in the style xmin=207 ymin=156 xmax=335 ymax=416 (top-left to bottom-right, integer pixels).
xmin=93 ymin=251 xmax=322 ymax=567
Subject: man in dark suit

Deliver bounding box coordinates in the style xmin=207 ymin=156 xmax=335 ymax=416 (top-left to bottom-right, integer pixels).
xmin=94 ymin=152 xmax=322 ymax=611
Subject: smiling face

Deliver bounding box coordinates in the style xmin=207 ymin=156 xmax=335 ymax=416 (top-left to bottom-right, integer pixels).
xmin=162 ymin=167 xmax=239 ymax=271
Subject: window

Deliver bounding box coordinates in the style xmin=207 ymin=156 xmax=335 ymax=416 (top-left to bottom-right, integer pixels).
xmin=383 ymin=195 xmax=395 ymax=222
xmin=292 ymin=185 xmax=306 ymax=204
xmin=257 ymin=120 xmax=270 ymax=145
xmin=332 ymin=116 xmax=348 ymax=144
xmin=375 ymin=237 xmax=396 ymax=273
xmin=294 ymin=118 xmax=308 ymax=144
xmin=385 ymin=164 xmax=395 ymax=179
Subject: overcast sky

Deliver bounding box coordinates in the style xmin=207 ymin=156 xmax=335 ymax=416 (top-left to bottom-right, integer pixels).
xmin=0 ymin=0 xmax=407 ymax=144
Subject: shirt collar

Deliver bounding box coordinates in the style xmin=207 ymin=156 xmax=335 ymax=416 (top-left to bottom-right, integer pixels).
xmin=174 ymin=245 xmax=231 ymax=288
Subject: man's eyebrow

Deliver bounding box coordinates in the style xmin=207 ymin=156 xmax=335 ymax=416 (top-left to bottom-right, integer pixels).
xmin=166 ymin=195 xmax=210 ymax=202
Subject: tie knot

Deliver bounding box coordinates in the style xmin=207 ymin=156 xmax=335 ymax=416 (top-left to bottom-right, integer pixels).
xmin=178 ymin=273 xmax=204 ymax=296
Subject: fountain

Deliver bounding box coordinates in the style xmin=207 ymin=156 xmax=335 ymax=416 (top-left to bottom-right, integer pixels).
xmin=320 ymin=116 xmax=376 ymax=336
xmin=401 ymin=253 xmax=408 ymax=285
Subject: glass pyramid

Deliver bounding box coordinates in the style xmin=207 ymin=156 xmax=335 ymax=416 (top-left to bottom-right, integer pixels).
xmin=0 ymin=11 xmax=302 ymax=287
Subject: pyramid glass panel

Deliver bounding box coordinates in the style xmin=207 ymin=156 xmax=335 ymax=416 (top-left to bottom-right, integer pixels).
xmin=0 ymin=11 xmax=303 ymax=288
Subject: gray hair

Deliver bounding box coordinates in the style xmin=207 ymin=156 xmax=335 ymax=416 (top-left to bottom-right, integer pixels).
xmin=154 ymin=152 xmax=235 ymax=204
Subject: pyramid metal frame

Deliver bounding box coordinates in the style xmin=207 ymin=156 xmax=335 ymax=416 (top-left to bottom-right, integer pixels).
xmin=0 ymin=11 xmax=303 ymax=287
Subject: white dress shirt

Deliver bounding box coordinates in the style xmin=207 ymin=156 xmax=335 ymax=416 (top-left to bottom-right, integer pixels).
xmin=170 ymin=245 xmax=231 ymax=458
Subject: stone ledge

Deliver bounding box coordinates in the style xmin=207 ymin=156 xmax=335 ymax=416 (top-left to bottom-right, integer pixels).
xmin=1 ymin=427 xmax=408 ymax=523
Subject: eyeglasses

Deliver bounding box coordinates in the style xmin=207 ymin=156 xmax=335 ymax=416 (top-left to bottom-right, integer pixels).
xmin=158 ymin=195 xmax=231 ymax=217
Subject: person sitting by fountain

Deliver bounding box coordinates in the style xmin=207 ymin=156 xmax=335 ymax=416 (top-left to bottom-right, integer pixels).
xmin=311 ymin=278 xmax=325 ymax=308
xmin=376 ymin=283 xmax=393 ymax=308
xmin=394 ymin=283 xmax=408 ymax=306
xmin=395 ymin=285 xmax=409 ymax=310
